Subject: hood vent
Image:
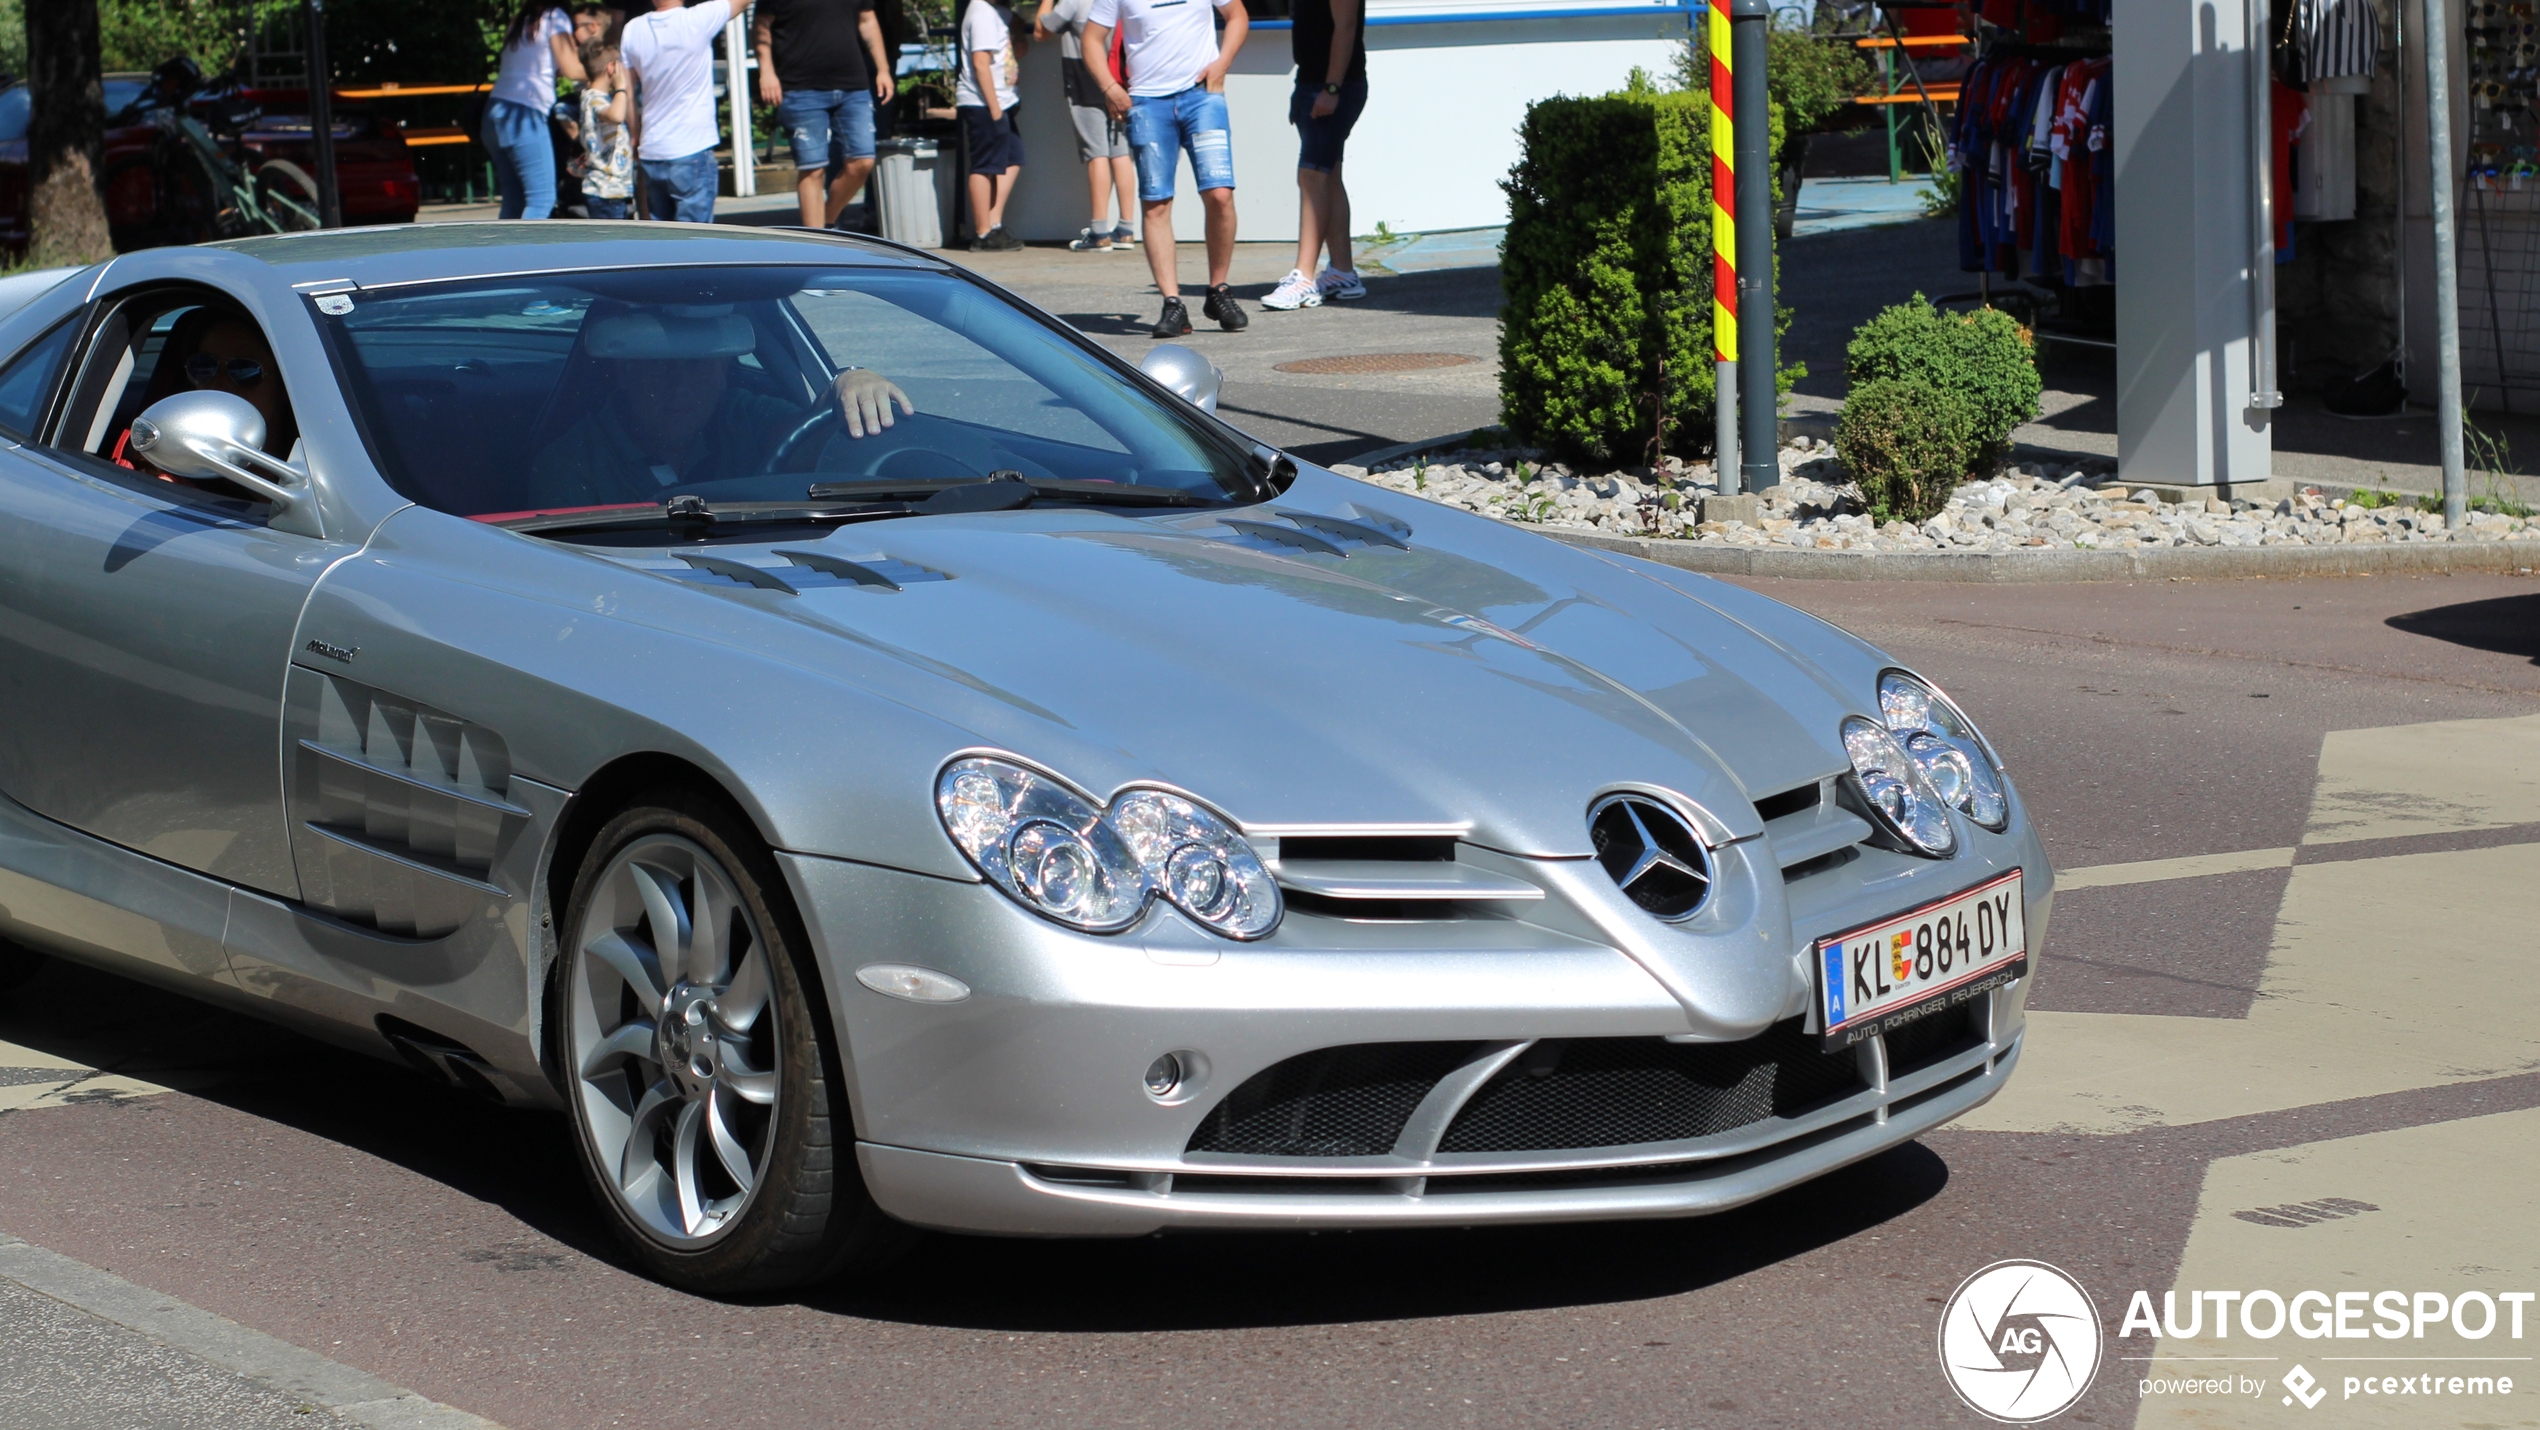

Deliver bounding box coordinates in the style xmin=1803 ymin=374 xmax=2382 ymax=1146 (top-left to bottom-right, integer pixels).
xmin=1214 ymin=504 xmax=1412 ymax=558
xmin=659 ymin=549 xmax=952 ymax=594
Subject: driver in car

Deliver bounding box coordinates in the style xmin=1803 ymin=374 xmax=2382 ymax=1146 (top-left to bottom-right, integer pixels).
xmin=525 ymin=307 xmax=914 ymax=511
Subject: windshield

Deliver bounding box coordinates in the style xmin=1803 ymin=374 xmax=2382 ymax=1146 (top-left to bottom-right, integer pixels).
xmin=1 ymin=80 xmax=150 ymax=139
xmin=316 ymin=264 xmax=1257 ymax=524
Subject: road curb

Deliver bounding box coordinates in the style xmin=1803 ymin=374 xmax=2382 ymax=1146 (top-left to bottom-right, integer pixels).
xmin=0 ymin=1233 xmax=506 ymax=1430
xmin=1542 ymin=528 xmax=2540 ymax=582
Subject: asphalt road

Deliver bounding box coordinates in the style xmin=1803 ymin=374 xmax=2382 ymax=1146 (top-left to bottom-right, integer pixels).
xmin=3 ymin=568 xmax=2537 ymax=1430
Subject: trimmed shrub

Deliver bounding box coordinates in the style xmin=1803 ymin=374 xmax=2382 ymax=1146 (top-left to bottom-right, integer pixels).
xmin=1844 ymin=295 xmax=2041 ymax=460
xmin=1499 ymin=85 xmax=1791 ymax=466
xmin=1836 ymin=376 xmax=1977 ymax=524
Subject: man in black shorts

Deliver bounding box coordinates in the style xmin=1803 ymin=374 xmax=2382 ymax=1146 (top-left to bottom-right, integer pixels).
xmin=1261 ymin=0 xmax=1367 ymax=311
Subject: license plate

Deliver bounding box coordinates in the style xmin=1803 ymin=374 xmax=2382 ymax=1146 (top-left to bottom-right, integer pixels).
xmin=1817 ymin=870 xmax=2026 ymax=1051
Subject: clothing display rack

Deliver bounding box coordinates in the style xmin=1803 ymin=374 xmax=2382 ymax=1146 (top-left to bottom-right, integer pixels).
xmin=1939 ymin=22 xmax=2117 ymax=355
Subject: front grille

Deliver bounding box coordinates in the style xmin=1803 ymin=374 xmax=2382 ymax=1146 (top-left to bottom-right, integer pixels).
xmin=1883 ymin=1004 xmax=1984 ymax=1076
xmin=1185 ymin=1042 xmax=1476 ymax=1157
xmin=1436 ymin=1020 xmax=1863 ymax=1153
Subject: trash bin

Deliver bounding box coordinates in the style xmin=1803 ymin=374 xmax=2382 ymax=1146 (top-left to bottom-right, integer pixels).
xmin=873 ymin=138 xmax=955 ymax=249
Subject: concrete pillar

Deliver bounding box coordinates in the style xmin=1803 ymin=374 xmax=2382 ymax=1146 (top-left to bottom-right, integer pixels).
xmin=2115 ymin=0 xmax=2275 ymax=490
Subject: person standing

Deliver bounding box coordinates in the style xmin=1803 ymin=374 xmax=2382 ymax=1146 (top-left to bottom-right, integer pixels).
xmin=1261 ymin=0 xmax=1366 ymax=310
xmin=1084 ymin=0 xmax=1249 ymax=335
xmin=485 ymin=0 xmax=588 ymax=219
xmin=622 ymin=0 xmax=753 ymax=223
xmin=954 ymin=0 xmax=1026 ymax=250
xmin=755 ymin=0 xmax=897 ymax=230
xmin=1036 ymin=0 xmax=1136 ymax=251
xmin=575 ymin=42 xmax=635 ymax=217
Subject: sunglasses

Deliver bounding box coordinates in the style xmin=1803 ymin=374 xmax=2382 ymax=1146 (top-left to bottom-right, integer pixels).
xmin=185 ymin=354 xmax=265 ymax=386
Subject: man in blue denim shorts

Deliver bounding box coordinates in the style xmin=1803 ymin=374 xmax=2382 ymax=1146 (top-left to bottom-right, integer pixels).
xmin=755 ymin=0 xmax=897 ymax=229
xmin=1083 ymin=0 xmax=1252 ymax=336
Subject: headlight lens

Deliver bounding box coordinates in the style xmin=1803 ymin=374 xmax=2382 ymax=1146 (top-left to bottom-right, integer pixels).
xmin=935 ymin=759 xmax=1281 ymax=939
xmin=1841 ymin=716 xmax=1958 ymax=856
xmin=1876 ymin=670 xmax=2009 ymax=831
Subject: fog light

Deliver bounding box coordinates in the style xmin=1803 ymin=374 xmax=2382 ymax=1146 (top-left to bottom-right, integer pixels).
xmin=1143 ymin=1053 xmax=1183 ymax=1097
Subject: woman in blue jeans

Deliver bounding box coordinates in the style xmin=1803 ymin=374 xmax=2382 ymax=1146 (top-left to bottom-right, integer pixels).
xmin=484 ymin=0 xmax=588 ymax=218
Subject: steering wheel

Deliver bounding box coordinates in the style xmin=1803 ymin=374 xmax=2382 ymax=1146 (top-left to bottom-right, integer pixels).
xmin=762 ymin=399 xmax=984 ymax=485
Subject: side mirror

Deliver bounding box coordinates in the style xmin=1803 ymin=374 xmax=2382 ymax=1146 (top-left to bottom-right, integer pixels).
xmin=128 ymin=390 xmax=304 ymax=511
xmin=1139 ymin=343 xmax=1222 ymax=414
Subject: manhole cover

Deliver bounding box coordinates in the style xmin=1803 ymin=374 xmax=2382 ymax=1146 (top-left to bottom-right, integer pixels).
xmin=1273 ymin=352 xmax=1479 ymax=375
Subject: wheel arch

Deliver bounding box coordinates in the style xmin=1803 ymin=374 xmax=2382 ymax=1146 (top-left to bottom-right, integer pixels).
xmin=534 ymin=752 xmax=853 ymax=1116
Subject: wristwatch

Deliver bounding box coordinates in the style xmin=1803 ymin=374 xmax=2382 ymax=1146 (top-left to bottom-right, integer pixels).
xmin=1322 ymin=82 xmax=1341 ymax=95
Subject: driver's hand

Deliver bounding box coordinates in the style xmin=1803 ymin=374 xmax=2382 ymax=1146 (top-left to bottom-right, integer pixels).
xmin=835 ymin=369 xmax=916 ymax=438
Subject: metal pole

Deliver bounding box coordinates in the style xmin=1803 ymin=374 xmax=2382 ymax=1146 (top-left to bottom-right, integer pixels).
xmin=726 ymin=13 xmax=756 ymax=198
xmin=2246 ymin=0 xmax=2280 ymax=414
xmin=1709 ymin=0 xmax=1740 ymax=493
xmin=1732 ymin=0 xmax=1775 ymax=493
xmin=2420 ymin=0 xmax=2466 ymax=527
xmin=303 ymin=0 xmax=341 ymax=228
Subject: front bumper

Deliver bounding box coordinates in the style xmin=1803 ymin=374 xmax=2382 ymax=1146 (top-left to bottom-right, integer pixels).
xmin=778 ymin=815 xmax=2048 ymax=1236
xmin=856 ymin=1017 xmax=2021 ymax=1235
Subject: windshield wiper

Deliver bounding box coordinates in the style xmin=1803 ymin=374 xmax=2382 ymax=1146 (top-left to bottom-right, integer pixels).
xmin=805 ymin=474 xmax=1217 ymax=509
xmin=489 ymin=495 xmax=915 ymax=537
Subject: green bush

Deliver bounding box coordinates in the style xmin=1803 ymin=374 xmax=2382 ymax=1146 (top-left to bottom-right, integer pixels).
xmin=1499 ymin=85 xmax=1793 ymax=466
xmin=1674 ymin=17 xmax=1872 ymax=136
xmin=1845 ymin=295 xmax=2041 ymax=461
xmin=1836 ymin=376 xmax=1977 ymax=523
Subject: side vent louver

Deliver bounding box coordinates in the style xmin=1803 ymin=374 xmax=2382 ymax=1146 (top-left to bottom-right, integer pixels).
xmin=289 ymin=675 xmax=527 ymax=938
xmin=1755 ymin=777 xmax=1877 ymax=881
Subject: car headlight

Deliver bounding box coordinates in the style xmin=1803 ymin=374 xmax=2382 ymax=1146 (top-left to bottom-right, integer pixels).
xmin=935 ymin=758 xmax=1281 ymax=940
xmin=1876 ymin=670 xmax=2009 ymax=831
xmin=1841 ymin=716 xmax=1958 ymax=857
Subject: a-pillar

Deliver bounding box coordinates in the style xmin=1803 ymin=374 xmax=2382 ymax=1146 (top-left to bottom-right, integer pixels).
xmin=2114 ymin=0 xmax=2277 ymax=491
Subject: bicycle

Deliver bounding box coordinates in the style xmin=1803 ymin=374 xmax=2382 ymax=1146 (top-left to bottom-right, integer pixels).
xmin=105 ymin=57 xmax=323 ymax=246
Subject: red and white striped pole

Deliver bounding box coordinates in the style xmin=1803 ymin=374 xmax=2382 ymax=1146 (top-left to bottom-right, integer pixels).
xmin=1710 ymin=0 xmax=1739 ymax=492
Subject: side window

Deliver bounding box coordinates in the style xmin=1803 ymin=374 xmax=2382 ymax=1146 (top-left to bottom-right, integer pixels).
xmin=0 ymin=318 xmax=80 ymax=441
xmin=52 ymin=288 xmax=299 ymax=472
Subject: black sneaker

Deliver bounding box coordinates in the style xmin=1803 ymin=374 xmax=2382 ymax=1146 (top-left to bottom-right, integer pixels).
xmin=1202 ymin=283 xmax=1248 ymax=332
xmin=1151 ymin=296 xmax=1192 ymax=338
xmin=987 ymin=226 xmax=1024 ymax=252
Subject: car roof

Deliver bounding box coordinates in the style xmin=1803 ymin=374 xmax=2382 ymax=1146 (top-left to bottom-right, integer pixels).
xmin=205 ymin=221 xmax=951 ymax=288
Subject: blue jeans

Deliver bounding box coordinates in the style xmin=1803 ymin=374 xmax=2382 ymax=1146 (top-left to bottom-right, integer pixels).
xmin=640 ymin=148 xmax=718 ymax=223
xmin=582 ymin=194 xmax=631 ymax=219
xmin=777 ymin=88 xmax=876 ymax=173
xmin=482 ymin=98 xmax=556 ymax=219
xmin=1127 ymin=87 xmax=1233 ymax=203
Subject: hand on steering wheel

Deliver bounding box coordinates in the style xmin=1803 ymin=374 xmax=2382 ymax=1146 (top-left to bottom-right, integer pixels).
xmin=837 ymin=369 xmax=916 ymax=438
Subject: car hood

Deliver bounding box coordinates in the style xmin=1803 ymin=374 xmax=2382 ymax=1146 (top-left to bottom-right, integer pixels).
xmin=580 ymin=471 xmax=1881 ymax=858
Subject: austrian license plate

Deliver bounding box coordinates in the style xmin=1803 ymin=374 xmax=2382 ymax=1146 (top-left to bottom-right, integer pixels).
xmin=1816 ymin=870 xmax=2026 ymax=1051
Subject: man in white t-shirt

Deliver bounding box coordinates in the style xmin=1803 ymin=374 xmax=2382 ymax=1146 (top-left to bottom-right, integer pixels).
xmin=622 ymin=0 xmax=752 ymax=222
xmin=1083 ymin=0 xmax=1250 ymax=337
xmin=952 ymin=0 xmax=1026 ymax=251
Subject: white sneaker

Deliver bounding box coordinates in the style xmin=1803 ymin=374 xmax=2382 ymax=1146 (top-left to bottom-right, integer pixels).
xmin=1316 ymin=267 xmax=1368 ymax=301
xmin=1261 ymin=269 xmax=1323 ymax=311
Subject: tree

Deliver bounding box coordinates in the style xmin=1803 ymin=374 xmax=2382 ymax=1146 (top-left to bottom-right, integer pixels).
xmin=26 ymin=0 xmax=113 ymax=268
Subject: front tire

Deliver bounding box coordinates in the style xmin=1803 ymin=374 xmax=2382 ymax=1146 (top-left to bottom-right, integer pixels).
xmin=558 ymin=792 xmax=907 ymax=1294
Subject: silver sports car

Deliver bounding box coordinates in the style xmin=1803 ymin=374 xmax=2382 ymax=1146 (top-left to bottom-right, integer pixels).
xmin=0 ymin=226 xmax=2049 ymax=1294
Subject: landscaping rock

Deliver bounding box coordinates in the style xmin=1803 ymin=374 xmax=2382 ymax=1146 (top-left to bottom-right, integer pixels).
xmin=1328 ymin=441 xmax=2537 ymax=552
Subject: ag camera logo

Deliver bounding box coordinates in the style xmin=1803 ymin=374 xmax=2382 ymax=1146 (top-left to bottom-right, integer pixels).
xmin=1939 ymin=1260 xmax=2104 ymax=1423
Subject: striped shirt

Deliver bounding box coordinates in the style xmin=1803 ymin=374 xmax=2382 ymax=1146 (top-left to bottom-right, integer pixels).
xmin=2293 ymin=0 xmax=2382 ymax=82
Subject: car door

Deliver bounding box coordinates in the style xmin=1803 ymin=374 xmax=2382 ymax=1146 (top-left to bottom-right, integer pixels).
xmin=0 ymin=282 xmax=357 ymax=901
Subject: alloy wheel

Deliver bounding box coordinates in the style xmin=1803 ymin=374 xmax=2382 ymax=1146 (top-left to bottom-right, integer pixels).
xmin=567 ymin=833 xmax=781 ymax=1249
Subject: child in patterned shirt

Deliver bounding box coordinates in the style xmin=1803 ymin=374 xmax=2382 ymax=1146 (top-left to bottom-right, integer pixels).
xmin=575 ymin=42 xmax=634 ymax=217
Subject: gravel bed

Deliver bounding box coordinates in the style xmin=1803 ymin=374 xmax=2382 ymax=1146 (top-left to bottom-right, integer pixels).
xmin=1332 ymin=441 xmax=2540 ymax=549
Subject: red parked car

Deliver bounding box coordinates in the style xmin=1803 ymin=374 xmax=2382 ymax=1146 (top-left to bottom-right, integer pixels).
xmin=0 ymin=69 xmax=419 ymax=254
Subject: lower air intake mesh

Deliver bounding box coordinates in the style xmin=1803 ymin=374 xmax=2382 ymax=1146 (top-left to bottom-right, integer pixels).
xmin=1437 ymin=1019 xmax=1862 ymax=1154
xmin=1185 ymin=1042 xmax=1477 ymax=1158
